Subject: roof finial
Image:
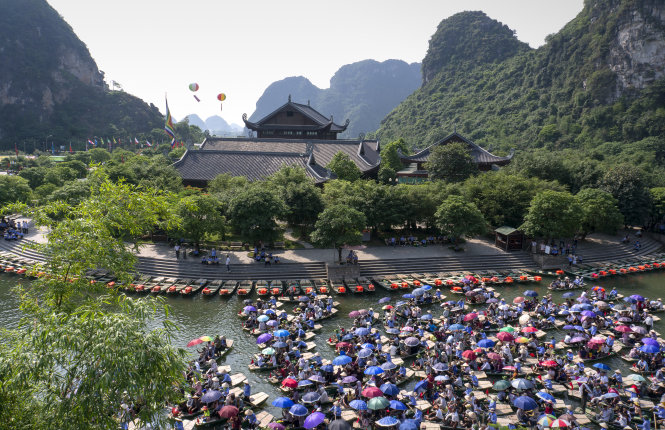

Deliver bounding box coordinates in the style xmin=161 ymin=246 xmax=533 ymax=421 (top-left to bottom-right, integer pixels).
xmin=453 ymin=123 xmax=457 ymax=133
xmin=288 ymin=94 xmax=291 ymax=102
xmin=330 ymin=114 xmax=333 ymax=121
xmin=307 ymin=99 xmax=310 ymax=106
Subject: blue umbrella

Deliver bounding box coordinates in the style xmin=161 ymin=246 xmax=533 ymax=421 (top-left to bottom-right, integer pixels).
xmin=524 ymin=290 xmax=538 ymax=297
xmin=298 ymin=380 xmax=314 ymax=387
xmin=349 ymin=399 xmax=367 ymax=410
xmin=422 ymin=284 xmax=432 ymax=291
xmin=402 ymin=294 xmax=415 ymax=299
xmin=321 ymin=364 xmax=334 ymax=373
xmin=412 ymin=288 xmax=424 ymax=296
xmin=573 ymin=325 xmax=585 ymax=331
xmin=581 ymin=310 xmax=596 ymax=318
xmin=630 ymin=294 xmax=645 ymax=302
xmin=289 ymin=404 xmax=309 ymax=417
xmin=257 ymin=333 xmax=273 ymax=344
xmin=381 ymin=361 xmax=397 ymax=371
xmin=380 ymin=383 xmax=400 ymax=396
xmin=308 ymin=375 xmax=326 ymax=383
xmin=449 ymin=324 xmax=465 ymax=331
xmin=640 ymin=344 xmax=661 ymax=354
xmin=257 ymin=314 xmax=270 ymax=322
xmin=355 ymin=328 xmax=370 ymax=336
xmin=624 ymin=297 xmax=637 ymax=304
xmin=342 ymin=334 xmax=354 ymax=341
xmin=579 ymin=303 xmax=593 ymax=310
xmin=558 ymin=310 xmax=570 ymax=315
xmin=513 ymin=396 xmax=538 ymax=411
xmin=302 ymin=392 xmax=322 ymax=404
xmin=593 ymin=363 xmax=611 ymax=371
xmin=602 ymin=392 xmax=620 ymax=399
xmin=379 ymin=297 xmax=391 ymax=304
xmin=399 ymin=420 xmax=420 ymax=430
xmin=562 ymin=325 xmax=575 ymax=330
xmin=414 ymin=379 xmax=429 ymax=393
xmin=389 ymin=400 xmax=407 ymax=410
xmin=570 ymin=304 xmax=583 ymax=312
xmin=243 ymin=306 xmax=257 ymax=313
xmin=377 ymin=417 xmax=400 ymax=427
xmin=364 ymin=366 xmax=384 ymax=375
xmin=304 ymin=412 xmax=326 ymax=429
xmin=272 ymin=397 xmax=295 ymax=408
xmin=386 ymin=328 xmax=400 ymax=335
xmin=478 ymin=339 xmax=495 ymax=348
xmin=274 ymin=329 xmax=290 ymax=338
xmin=200 ymin=390 xmax=222 ymax=403
xmin=358 ymin=348 xmax=373 ymax=358
xmin=536 ymin=391 xmax=555 ymax=403
xmin=432 ymin=363 xmax=447 ymax=372
xmin=562 ymin=292 xmax=575 ymax=298
xmin=420 ymin=314 xmax=433 ymax=320
xmin=395 ymin=301 xmax=406 ymax=306
xmin=332 ymin=353 xmax=353 ymax=366
xmin=273 ymin=341 xmax=288 ymax=348
xmin=642 ymin=338 xmax=659 ymax=346
xmin=264 ymin=309 xmax=276 ymax=315
xmin=361 ymin=343 xmax=375 ymax=350
xmin=267 ymin=320 xmax=279 ymax=327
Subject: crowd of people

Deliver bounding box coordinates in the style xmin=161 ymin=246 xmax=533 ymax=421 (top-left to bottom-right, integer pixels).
xmin=1 ymin=217 xmax=26 ymax=241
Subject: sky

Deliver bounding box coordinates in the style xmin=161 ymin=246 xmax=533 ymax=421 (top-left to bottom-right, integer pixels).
xmin=47 ymin=0 xmax=584 ymax=125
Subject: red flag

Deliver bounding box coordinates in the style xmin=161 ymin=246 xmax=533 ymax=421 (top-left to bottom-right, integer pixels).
xmin=69 ymin=143 xmax=73 ymax=153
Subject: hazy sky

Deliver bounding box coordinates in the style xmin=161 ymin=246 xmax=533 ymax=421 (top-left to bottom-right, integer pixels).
xmin=47 ymin=0 xmax=583 ymax=125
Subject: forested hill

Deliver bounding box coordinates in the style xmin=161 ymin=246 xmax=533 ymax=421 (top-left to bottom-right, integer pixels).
xmin=0 ymin=0 xmax=162 ymax=150
xmin=249 ymin=59 xmax=421 ymax=138
xmin=377 ymin=1 xmax=665 ymax=152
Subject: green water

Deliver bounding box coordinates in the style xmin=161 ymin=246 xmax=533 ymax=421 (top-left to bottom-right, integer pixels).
xmin=1 ymin=272 xmax=664 ymax=414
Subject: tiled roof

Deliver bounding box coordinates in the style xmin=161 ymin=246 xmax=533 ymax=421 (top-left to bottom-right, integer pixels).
xmin=399 ymin=132 xmax=514 ymax=165
xmin=243 ymin=99 xmax=348 ymax=133
xmin=173 ymin=150 xmax=333 ymax=183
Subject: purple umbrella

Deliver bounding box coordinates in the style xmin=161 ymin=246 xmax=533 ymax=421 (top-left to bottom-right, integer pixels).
xmin=349 ymin=311 xmax=360 ymax=318
xmin=570 ymin=336 xmax=586 ymax=343
xmin=342 ymin=375 xmax=358 ymax=384
xmin=244 ymin=306 xmax=257 ymax=313
xmin=257 ymin=333 xmax=273 ymax=344
xmin=631 ymin=326 xmax=648 ymax=335
xmin=308 ymin=375 xmax=326 ymax=383
xmin=630 ymin=295 xmax=645 ymax=302
xmin=304 ymin=412 xmax=326 ymax=429
xmin=268 ymin=423 xmax=285 ymax=430
xmin=267 ymin=320 xmax=279 ymax=327
xmin=404 ymin=337 xmax=420 ymax=347
xmin=642 ymin=338 xmax=659 ymax=346
xmin=581 ymin=310 xmax=596 ymax=318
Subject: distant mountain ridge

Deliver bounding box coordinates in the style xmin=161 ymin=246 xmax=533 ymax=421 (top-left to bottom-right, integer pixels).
xmin=184 ymin=114 xmax=243 ymax=136
xmin=249 ymin=59 xmax=421 ymax=139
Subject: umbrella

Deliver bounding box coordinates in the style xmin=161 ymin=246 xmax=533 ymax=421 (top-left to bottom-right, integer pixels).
xmin=273 ymin=397 xmax=295 ymax=408
xmin=562 ymin=325 xmax=575 ymax=330
xmin=282 ymin=378 xmax=298 ymax=388
xmin=497 ymin=332 xmax=514 ymax=342
xmin=487 ymin=352 xmax=502 ymax=360
xmin=321 ymin=364 xmax=334 ymax=373
xmin=349 ymin=311 xmax=360 ymax=318
xmin=361 ymin=386 xmax=384 ymax=398
xmin=399 ymin=420 xmax=420 ymax=430
xmin=499 ymin=326 xmax=516 ymax=333
xmin=550 ymin=419 xmax=570 ymax=428
xmin=358 ymin=348 xmax=373 ymax=358
xmin=268 ymin=423 xmax=286 ymax=430
xmin=420 ymin=314 xmax=433 ymax=320
xmin=402 ymin=294 xmax=415 ymax=299
xmin=264 ymin=309 xmax=276 ymax=315
xmin=336 ymin=342 xmax=352 ymax=349
xmin=464 ymin=312 xmax=478 ymax=321
xmin=362 ymin=343 xmax=376 ymax=350
xmin=329 ymin=421 xmax=352 ymax=430
xmin=601 ymin=392 xmax=620 ymax=399
xmin=379 ymin=297 xmax=391 ymax=304
xmin=580 ymin=310 xmax=596 ymax=318
xmin=478 ymin=339 xmax=495 ymax=348
xmin=516 ymin=337 xmax=530 ymax=344
xmin=494 ymin=380 xmax=511 ymax=391
xmin=412 ymin=288 xmax=424 ymax=296
xmin=187 ymin=338 xmax=205 ymax=347
xmin=640 ymin=344 xmax=661 ymax=354
xmin=376 ymin=417 xmax=400 ymax=427
xmin=273 ymin=341 xmax=287 ymax=348
xmin=302 ymin=392 xmax=322 ymax=404
xmin=522 ymin=326 xmax=538 ymax=333
xmin=524 ymin=290 xmax=538 ymax=297
xmin=630 ymin=294 xmax=645 ymax=302
xmin=304 ymin=412 xmax=326 ymax=429
xmin=381 ymin=383 xmax=400 ymax=396
xmin=596 ymin=301 xmax=609 ymax=309
xmin=434 ymin=374 xmax=450 ymax=382
xmin=308 ymin=375 xmax=326 ymax=383
xmin=389 ymin=400 xmax=407 ymax=410
xmin=414 ymin=379 xmax=429 ymax=393
xmin=365 ymin=366 xmax=384 ymax=375
xmin=536 ymin=391 xmax=556 ymax=403
xmin=462 ymin=350 xmax=476 ymax=360
xmin=368 ymin=396 xmax=390 ymax=410
xmin=262 ymin=347 xmax=275 ymax=355
xmin=562 ymin=292 xmax=575 ymax=298
xmin=537 ymin=415 xmax=556 ymax=427
xmin=558 ymin=310 xmax=570 ymax=316
xmin=349 ymin=399 xmax=368 ymax=410
xmin=593 ymin=363 xmax=611 ymax=371
xmin=219 ymin=405 xmax=239 ymax=418
xmin=267 ymin=320 xmax=279 ymax=327
xmin=631 ymin=326 xmax=648 ymax=335
xmin=541 ymin=360 xmax=558 ymax=368
xmin=355 ymin=328 xmax=370 ymax=336
xmin=333 ymin=353 xmax=353 ymax=366
xmin=615 ymin=325 xmax=632 ymax=333
xmin=400 ymin=326 xmax=414 ymax=333
xmin=626 ymin=374 xmax=646 ymax=382
xmin=257 ymin=315 xmax=270 ymax=322
xmin=257 ymin=333 xmax=273 ymax=344
xmin=342 ymin=375 xmax=358 ymax=384
xmin=422 ymin=284 xmax=432 ymax=291
xmin=201 ymin=390 xmax=222 ymax=403
xmin=404 ymin=337 xmax=420 ymax=347
xmin=513 ymin=395 xmax=538 ymax=411
xmin=386 ymin=328 xmax=400 ymax=335
xmin=298 ymin=380 xmax=314 ymax=387
xmin=382 ymin=305 xmax=394 ymax=310
xmin=289 ymin=404 xmax=309 ymax=417
xmin=513 ymin=297 xmax=525 ymax=304
xmin=449 ymin=324 xmax=465 ymax=331
xmin=274 ymin=329 xmax=290 ymax=338
xmin=381 ymin=361 xmax=397 ymax=371
xmin=512 ymin=379 xmax=534 ymax=390
xmin=243 ymin=306 xmax=257 ymax=313
xmin=642 ymin=338 xmax=659 ymax=346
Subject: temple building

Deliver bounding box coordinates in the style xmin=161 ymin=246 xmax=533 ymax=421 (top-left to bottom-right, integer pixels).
xmin=174 ymin=97 xmax=380 ymax=187
xmin=395 ymin=132 xmax=514 ymax=184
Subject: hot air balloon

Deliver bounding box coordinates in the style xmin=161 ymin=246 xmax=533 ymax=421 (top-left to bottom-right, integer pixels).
xmin=189 ymin=83 xmax=200 ymax=102
xmin=217 ymin=93 xmax=226 ymax=101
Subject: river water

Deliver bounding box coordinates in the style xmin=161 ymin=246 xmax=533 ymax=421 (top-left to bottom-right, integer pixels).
xmin=1 ymin=272 xmax=664 ymax=415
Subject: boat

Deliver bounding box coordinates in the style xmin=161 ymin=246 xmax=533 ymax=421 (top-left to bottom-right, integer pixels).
xmin=236 ymin=280 xmax=254 ymax=296
xmin=330 ymin=279 xmax=347 ymax=294
xmin=219 ymin=280 xmax=239 ymax=297
xmin=299 ymin=279 xmax=315 ymax=295
xmin=269 ymin=280 xmax=283 ymax=296
xmin=255 ymin=280 xmax=270 ymax=296
xmin=371 ymin=277 xmax=395 ymax=291
xmin=285 ymin=280 xmax=300 ymax=296
xmin=201 ymin=279 xmax=223 ymax=296
xmin=356 ymin=277 xmax=375 ymax=292
xmin=345 ymin=278 xmax=366 ymax=294
xmin=131 ymin=275 xmax=154 ymax=293
xmin=181 ymin=278 xmax=208 ymax=296
xmin=166 ymin=279 xmax=191 ymax=295
xmin=312 ymin=279 xmax=329 ymax=294
xmin=149 ymin=277 xmax=174 ymax=294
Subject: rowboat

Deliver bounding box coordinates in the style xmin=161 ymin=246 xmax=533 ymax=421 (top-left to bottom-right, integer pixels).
xmin=269 ymin=280 xmax=283 ymax=296
xmin=219 ymin=280 xmax=239 ymax=297
xmin=255 ymin=280 xmax=270 ymax=297
xmin=313 ymin=279 xmax=330 ymax=294
xmin=180 ymin=278 xmax=208 ymax=296
xmin=166 ymin=279 xmax=190 ymax=295
xmin=330 ymin=279 xmax=347 ymax=294
xmin=236 ymin=280 xmax=254 ymax=296
xmin=201 ymin=279 xmax=223 ymax=296
xmin=356 ymin=277 xmax=375 ymax=292
xmin=149 ymin=277 xmax=172 ymax=294
xmin=285 ymin=281 xmax=300 ymax=296
xmin=345 ymin=278 xmax=366 ymax=294
xmin=299 ymin=279 xmax=316 ymax=295
xmin=372 ymin=277 xmax=396 ymax=291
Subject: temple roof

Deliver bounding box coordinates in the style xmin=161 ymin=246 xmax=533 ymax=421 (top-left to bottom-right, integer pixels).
xmin=399 ymin=132 xmax=514 ymax=165
xmin=243 ymin=98 xmax=349 ymax=133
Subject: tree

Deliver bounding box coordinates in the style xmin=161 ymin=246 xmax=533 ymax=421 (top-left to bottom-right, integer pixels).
xmin=310 ymin=204 xmax=366 ymax=263
xmin=599 ymin=164 xmax=652 ymax=227
xmin=49 ymin=179 xmax=91 ymax=206
xmin=18 ymin=166 xmax=46 ymax=189
xmin=0 ymin=175 xmax=31 ymax=207
xmin=327 ymin=151 xmax=362 ymax=182
xmin=520 ymin=190 xmax=582 ymax=240
xmin=380 ymin=138 xmax=409 ymax=172
xmin=425 ymin=142 xmax=477 ymax=182
xmin=282 ymin=182 xmax=324 ymax=235
xmin=88 ymin=147 xmax=112 ymax=164
xmin=0 ymin=173 xmax=185 ymax=429
xmin=175 ymin=194 xmax=227 ymax=250
xmin=575 ymin=188 xmax=623 ymax=238
xmin=650 ymin=187 xmax=665 ymax=228
xmin=434 ymin=195 xmax=486 ymax=247
xmin=227 ymin=183 xmax=286 ymax=243
xmin=208 ymin=173 xmax=248 ymax=195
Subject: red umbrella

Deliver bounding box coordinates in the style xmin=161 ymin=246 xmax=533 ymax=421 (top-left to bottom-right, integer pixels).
xmin=462 ymin=350 xmax=476 ymax=360
xmin=487 ymin=352 xmax=502 ymax=361
xmin=362 ymin=386 xmax=384 ymax=398
xmin=615 ymin=325 xmax=632 ymax=333
xmin=521 ymin=327 xmax=538 ymax=333
xmin=497 ymin=332 xmax=514 ymax=342
xmin=541 ymin=360 xmax=558 ymax=367
xmin=464 ymin=313 xmax=478 ymax=322
xmin=282 ymin=378 xmax=298 ymax=388
xmin=219 ymin=405 xmax=239 ymax=418
xmin=336 ymin=342 xmax=352 ymax=349
xmin=513 ymin=297 xmax=525 ymax=304
xmin=187 ymin=338 xmax=204 ymax=347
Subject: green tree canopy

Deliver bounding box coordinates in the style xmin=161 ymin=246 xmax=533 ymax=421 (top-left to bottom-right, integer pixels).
xmin=0 ymin=175 xmax=31 ymax=207
xmin=326 ymin=151 xmax=362 ymax=182
xmin=520 ymin=190 xmax=582 ymax=239
xmin=310 ymin=204 xmax=366 ymax=262
xmin=650 ymin=187 xmax=665 ymax=227
xmin=599 ymin=164 xmax=652 ymax=226
xmin=174 ymin=194 xmax=227 ymax=250
xmin=281 ymin=182 xmax=324 ymax=234
xmin=208 ymin=173 xmax=249 ymax=196
xmin=575 ymin=188 xmax=623 ymax=238
xmin=434 ymin=195 xmax=486 ymax=245
xmin=425 ymin=142 xmax=477 ymax=183
xmin=227 ymin=183 xmax=286 ymax=243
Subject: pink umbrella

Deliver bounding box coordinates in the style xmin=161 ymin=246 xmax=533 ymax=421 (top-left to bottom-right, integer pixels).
xmin=522 ymin=327 xmax=538 ymax=333
xmin=550 ymin=419 xmax=570 ymax=428
xmin=513 ymin=297 xmax=525 ymax=304
xmin=462 ymin=350 xmax=477 ymax=360
xmin=497 ymin=332 xmax=515 ymax=342
xmin=349 ymin=311 xmax=360 ymax=318
xmin=362 ymin=386 xmax=384 ymax=398
xmin=187 ymin=338 xmax=205 ymax=347
xmin=487 ymin=352 xmax=502 ymax=360
xmin=464 ymin=312 xmax=478 ymax=322
xmin=615 ymin=325 xmax=632 ymax=333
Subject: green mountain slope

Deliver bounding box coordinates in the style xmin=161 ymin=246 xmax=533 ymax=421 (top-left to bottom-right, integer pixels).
xmin=0 ymin=0 xmax=162 ymax=150
xmin=377 ymin=1 xmax=665 ymax=152
xmin=249 ymin=59 xmax=421 ymax=138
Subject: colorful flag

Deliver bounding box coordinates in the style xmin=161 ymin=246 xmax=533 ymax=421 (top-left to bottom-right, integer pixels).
xmin=94 ymin=139 xmax=99 ymax=146
xmin=145 ymin=140 xmax=152 ymax=147
xmin=88 ymin=139 xmax=95 ymax=146
xmin=164 ymin=97 xmax=176 ymax=143
xmin=134 ymin=137 xmax=139 ymax=145
xmin=51 ymin=142 xmax=55 ymax=154
xmin=69 ymin=142 xmax=73 ymax=153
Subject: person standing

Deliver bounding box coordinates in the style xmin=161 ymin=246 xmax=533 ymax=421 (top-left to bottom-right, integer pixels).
xmin=174 ymin=244 xmax=180 ymax=259
xmin=226 ymin=255 xmax=231 ymax=272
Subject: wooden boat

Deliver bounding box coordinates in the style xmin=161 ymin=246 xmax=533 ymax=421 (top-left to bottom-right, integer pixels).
xmin=299 ymin=279 xmax=315 ymax=295
xmin=285 ymin=281 xmax=300 ymax=296
xmin=166 ymin=279 xmax=191 ymax=295
xmin=201 ymin=279 xmax=223 ymax=296
xmin=147 ymin=277 xmax=170 ymax=294
xmin=313 ymin=279 xmax=330 ymax=294
xmin=181 ymin=278 xmax=207 ymax=296
xmin=255 ymin=280 xmax=270 ymax=296
xmin=131 ymin=275 xmax=154 ymax=293
xmin=345 ymin=278 xmax=365 ymax=294
xmin=372 ymin=277 xmax=396 ymax=291
xmin=269 ymin=280 xmax=283 ymax=296
xmin=330 ymin=279 xmax=347 ymax=294
xmin=357 ymin=277 xmax=375 ymax=292
xmin=219 ymin=280 xmax=239 ymax=297
xmin=236 ymin=280 xmax=254 ymax=296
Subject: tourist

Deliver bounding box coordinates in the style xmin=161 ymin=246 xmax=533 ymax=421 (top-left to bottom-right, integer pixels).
xmin=226 ymin=254 xmax=231 ymax=272
xmin=174 ymin=244 xmax=180 ymax=259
